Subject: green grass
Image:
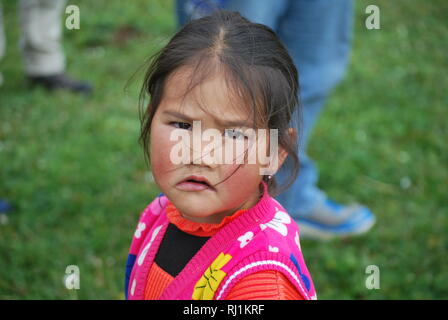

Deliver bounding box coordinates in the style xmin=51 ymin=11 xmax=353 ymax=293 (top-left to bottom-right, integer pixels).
xmin=0 ymin=0 xmax=446 ymax=299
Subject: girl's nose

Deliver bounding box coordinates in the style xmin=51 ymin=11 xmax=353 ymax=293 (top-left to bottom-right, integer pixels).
xmin=190 ymin=145 xmax=220 ymax=169
xmin=190 ymin=126 xmax=221 ymax=168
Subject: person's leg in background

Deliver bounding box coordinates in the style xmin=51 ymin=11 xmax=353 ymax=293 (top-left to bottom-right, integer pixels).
xmin=176 ymin=0 xmax=228 ymax=26
xmin=18 ymin=0 xmax=91 ymax=94
xmin=175 ymin=0 xmax=189 ymax=26
xmin=226 ymin=0 xmax=375 ymax=239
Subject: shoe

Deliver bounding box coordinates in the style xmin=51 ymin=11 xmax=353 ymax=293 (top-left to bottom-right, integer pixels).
xmin=28 ymin=73 xmax=92 ymax=95
xmin=295 ymin=199 xmax=376 ymax=240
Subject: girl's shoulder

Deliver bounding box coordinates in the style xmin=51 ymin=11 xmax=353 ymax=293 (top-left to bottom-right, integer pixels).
xmin=225 ymin=196 xmax=304 ymax=267
xmin=137 ymin=193 xmax=170 ymax=224
xmin=256 ymin=197 xmax=302 ymax=249
xmin=213 ymin=197 xmax=316 ymax=300
xmin=128 ymin=194 xmax=169 ymax=254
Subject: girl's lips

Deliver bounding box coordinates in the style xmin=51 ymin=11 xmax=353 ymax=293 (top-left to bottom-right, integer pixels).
xmin=175 ymin=181 xmax=214 ymax=191
xmin=176 ymin=175 xmax=215 ymax=192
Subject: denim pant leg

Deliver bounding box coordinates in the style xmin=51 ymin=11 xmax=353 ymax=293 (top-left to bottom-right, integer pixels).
xmin=225 ymin=0 xmax=288 ymax=29
xmin=175 ymin=0 xmax=188 ymax=26
xmin=275 ymin=0 xmax=354 ymax=217
xmin=176 ymin=0 xmax=228 ymax=26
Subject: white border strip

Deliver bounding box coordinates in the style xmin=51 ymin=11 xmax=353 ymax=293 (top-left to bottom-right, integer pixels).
xmin=216 ymin=260 xmax=310 ymax=300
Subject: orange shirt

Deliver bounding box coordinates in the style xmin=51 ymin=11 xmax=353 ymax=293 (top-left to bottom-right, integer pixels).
xmin=143 ymin=204 xmax=303 ymax=300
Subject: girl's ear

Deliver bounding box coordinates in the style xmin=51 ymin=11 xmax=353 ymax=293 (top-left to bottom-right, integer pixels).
xmin=264 ymin=127 xmax=296 ymax=176
xmin=277 ymin=128 xmax=296 ymax=171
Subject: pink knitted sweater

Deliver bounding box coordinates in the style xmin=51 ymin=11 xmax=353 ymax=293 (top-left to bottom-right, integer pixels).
xmin=125 ymin=183 xmax=317 ymax=300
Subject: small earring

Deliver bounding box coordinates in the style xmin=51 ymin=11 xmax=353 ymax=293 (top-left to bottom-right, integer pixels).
xmin=267 ymin=175 xmax=272 ymax=180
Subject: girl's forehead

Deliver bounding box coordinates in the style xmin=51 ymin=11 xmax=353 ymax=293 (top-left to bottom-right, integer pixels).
xmin=163 ymin=67 xmax=254 ymax=123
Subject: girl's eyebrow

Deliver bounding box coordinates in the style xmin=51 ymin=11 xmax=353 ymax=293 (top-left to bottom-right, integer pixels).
xmin=163 ymin=110 xmax=193 ymax=122
xmin=162 ymin=110 xmax=250 ymax=128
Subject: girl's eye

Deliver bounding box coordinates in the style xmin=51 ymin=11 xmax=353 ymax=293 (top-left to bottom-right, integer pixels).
xmin=224 ymin=129 xmax=247 ymax=140
xmin=170 ymin=122 xmax=191 ymax=130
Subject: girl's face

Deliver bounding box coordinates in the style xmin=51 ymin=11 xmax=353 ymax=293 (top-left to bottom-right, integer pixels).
xmin=149 ymin=67 xmax=284 ymax=224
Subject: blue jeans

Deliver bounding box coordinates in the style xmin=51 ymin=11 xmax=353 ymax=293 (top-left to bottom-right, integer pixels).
xmin=176 ymin=0 xmax=353 ymax=218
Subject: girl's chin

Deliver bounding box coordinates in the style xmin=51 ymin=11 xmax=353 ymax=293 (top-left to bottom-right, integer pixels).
xmin=176 ymin=206 xmax=228 ymax=224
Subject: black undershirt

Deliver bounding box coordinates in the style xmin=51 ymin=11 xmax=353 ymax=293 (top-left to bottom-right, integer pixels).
xmin=154 ymin=223 xmax=210 ymax=277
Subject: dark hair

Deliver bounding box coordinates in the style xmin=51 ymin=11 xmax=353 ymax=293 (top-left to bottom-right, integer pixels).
xmin=139 ymin=10 xmax=301 ymax=196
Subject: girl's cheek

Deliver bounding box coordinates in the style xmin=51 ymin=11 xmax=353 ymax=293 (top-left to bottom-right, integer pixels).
xmin=150 ymin=127 xmax=177 ymax=179
xmin=220 ymin=163 xmax=262 ymax=189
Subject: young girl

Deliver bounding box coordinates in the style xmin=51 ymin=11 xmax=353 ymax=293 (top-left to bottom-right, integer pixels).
xmin=125 ymin=10 xmax=316 ymax=300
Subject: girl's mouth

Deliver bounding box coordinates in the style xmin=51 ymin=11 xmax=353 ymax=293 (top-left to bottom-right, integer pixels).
xmin=176 ymin=175 xmax=215 ymax=192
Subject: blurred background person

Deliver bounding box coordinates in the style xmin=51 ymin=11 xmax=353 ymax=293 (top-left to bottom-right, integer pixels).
xmin=176 ymin=0 xmax=376 ymax=239
xmin=0 ymin=0 xmax=91 ymax=94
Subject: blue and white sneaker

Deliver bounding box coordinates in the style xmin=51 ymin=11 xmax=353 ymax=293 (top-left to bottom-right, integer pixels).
xmin=295 ymin=199 xmax=376 ymax=240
